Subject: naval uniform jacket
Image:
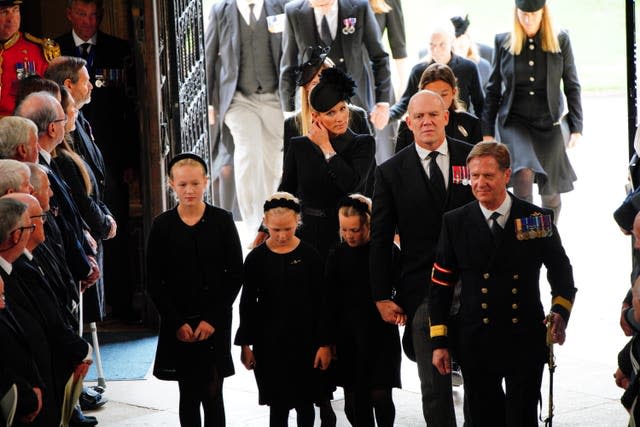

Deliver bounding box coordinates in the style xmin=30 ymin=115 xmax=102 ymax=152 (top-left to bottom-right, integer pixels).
xmin=481 ymin=30 xmax=583 ymax=136
xmin=370 ymin=138 xmax=474 ymax=320
xmin=279 ymin=0 xmax=391 ymax=112
xmin=429 ymin=195 xmax=577 ymax=369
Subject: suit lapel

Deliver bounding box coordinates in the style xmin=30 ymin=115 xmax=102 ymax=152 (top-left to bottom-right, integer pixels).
xmin=338 ymin=0 xmax=356 ymax=54
xmin=465 ymin=202 xmax=495 ymax=267
xmin=224 ymin=0 xmax=240 ymax=67
xmin=299 ymin=1 xmax=318 ymax=44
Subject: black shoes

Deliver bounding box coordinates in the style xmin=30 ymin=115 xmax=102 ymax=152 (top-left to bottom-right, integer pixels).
xmin=69 ymin=407 xmax=98 ymax=426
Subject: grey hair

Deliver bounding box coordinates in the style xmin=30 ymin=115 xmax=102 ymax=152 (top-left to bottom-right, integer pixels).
xmin=14 ymin=92 xmax=60 ymax=135
xmin=0 ymin=159 xmax=29 ymax=196
xmin=44 ymin=56 xmax=88 ymax=85
xmin=0 ymin=116 xmax=38 ymax=159
xmin=0 ymin=198 xmax=27 ymax=244
xmin=27 ymin=163 xmax=47 ymax=191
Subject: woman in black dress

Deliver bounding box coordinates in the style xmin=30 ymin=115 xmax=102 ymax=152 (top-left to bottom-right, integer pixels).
xmin=482 ymin=0 xmax=582 ymax=221
xmin=395 ymin=63 xmax=482 ymax=152
xmin=279 ymin=68 xmax=376 ymax=262
xmin=146 ymin=153 xmax=243 ymax=427
xmin=236 ymin=192 xmax=331 ymax=427
xmin=326 ymin=194 xmax=401 ymax=427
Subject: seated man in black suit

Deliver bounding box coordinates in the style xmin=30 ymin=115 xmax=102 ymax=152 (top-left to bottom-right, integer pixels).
xmin=430 ymin=141 xmax=576 ymax=426
xmin=370 ymin=90 xmax=475 ymax=426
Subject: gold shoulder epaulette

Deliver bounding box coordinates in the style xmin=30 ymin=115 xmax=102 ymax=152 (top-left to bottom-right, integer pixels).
xmin=24 ymin=33 xmax=61 ymax=63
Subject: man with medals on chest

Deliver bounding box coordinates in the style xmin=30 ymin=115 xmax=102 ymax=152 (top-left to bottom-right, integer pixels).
xmin=429 ymin=141 xmax=577 ymax=426
xmin=0 ymin=0 xmax=59 ymax=117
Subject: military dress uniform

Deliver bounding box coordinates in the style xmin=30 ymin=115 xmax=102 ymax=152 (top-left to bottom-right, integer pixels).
xmin=0 ymin=32 xmax=58 ymax=116
xmin=429 ymin=194 xmax=576 ymax=427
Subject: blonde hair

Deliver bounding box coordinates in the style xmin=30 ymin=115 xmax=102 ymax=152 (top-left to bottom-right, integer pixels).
xmin=508 ymin=5 xmax=560 ymax=55
xmin=369 ymin=0 xmax=391 ymax=14
xmin=338 ymin=193 xmax=372 ymax=228
xmin=168 ymin=158 xmax=208 ymax=180
xmin=263 ymin=191 xmax=301 ymax=222
xmin=296 ymin=59 xmax=334 ymax=136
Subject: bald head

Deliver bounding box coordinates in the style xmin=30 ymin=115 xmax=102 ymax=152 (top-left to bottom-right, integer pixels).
xmin=406 ymin=90 xmax=449 ymax=151
xmin=15 ymin=91 xmax=65 ymax=153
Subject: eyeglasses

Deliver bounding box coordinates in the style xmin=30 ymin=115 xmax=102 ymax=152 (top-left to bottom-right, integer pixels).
xmin=52 ymin=115 xmax=68 ymax=124
xmin=30 ymin=213 xmax=47 ymax=223
xmin=13 ymin=224 xmax=36 ymax=236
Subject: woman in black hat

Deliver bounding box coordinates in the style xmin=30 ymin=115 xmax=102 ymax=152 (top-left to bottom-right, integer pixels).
xmin=395 ymin=62 xmax=482 ymax=152
xmin=450 ymin=14 xmax=492 ymax=88
xmin=146 ymin=153 xmax=243 ymax=427
xmin=279 ymin=67 xmax=376 ymax=263
xmin=283 ymin=46 xmax=372 ymax=161
xmin=482 ymin=0 xmax=582 ymax=222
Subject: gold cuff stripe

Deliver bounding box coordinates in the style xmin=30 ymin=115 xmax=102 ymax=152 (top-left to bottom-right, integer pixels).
xmin=430 ymin=324 xmax=448 ymax=338
xmin=432 ymin=277 xmax=451 ymax=287
xmin=433 ymin=263 xmax=453 ymax=274
xmin=552 ymin=296 xmax=573 ymax=312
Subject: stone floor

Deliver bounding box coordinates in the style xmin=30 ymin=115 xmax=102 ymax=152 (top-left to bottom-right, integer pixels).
xmin=84 ymin=93 xmax=635 ymax=426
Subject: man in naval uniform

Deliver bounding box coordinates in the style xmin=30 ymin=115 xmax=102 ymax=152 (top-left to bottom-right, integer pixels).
xmin=429 ymin=141 xmax=577 ymax=426
xmin=0 ymin=0 xmax=59 ymax=116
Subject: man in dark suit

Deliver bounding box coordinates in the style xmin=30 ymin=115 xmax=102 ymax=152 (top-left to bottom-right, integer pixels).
xmin=370 ymin=90 xmax=474 ymax=426
xmin=429 ymin=141 xmax=577 ymax=426
xmin=56 ymin=0 xmax=138 ymax=321
xmin=206 ymin=0 xmax=287 ymax=234
xmin=280 ymin=0 xmax=391 ymax=129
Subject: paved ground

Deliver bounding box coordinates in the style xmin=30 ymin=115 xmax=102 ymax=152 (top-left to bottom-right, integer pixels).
xmin=85 ymin=93 xmax=635 ymax=426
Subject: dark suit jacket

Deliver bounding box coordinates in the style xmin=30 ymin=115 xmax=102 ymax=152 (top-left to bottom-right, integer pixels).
xmin=370 ymin=138 xmax=475 ymax=318
xmin=390 ymin=54 xmax=484 ymax=120
xmin=206 ymin=0 xmax=285 ymax=126
xmin=429 ymin=195 xmax=577 ymax=369
xmin=481 ymin=31 xmax=583 ymax=136
xmin=279 ymin=0 xmax=391 ymax=112
xmin=374 ymin=0 xmax=407 ymax=59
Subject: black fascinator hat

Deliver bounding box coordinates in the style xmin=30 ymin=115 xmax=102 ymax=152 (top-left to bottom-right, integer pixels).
xmin=450 ymin=15 xmax=470 ymax=38
xmin=295 ymin=46 xmax=330 ymax=87
xmin=515 ymin=0 xmax=545 ymax=12
xmin=309 ymin=68 xmax=357 ymax=113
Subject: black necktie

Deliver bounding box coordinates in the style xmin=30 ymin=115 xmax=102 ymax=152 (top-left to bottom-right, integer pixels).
xmin=80 ymin=43 xmax=91 ymax=60
xmin=321 ymin=15 xmax=332 ymax=47
xmin=248 ymin=3 xmax=256 ymax=30
xmin=490 ymin=212 xmax=502 ymax=238
xmin=428 ymin=151 xmax=446 ymax=200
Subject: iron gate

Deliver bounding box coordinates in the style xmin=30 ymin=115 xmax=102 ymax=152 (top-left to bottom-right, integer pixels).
xmin=158 ymin=0 xmax=212 ymax=203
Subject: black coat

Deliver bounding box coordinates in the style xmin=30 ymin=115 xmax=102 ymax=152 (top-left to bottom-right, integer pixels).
xmin=429 ymin=195 xmax=577 ymax=369
xmin=147 ymin=204 xmax=243 ymax=380
xmin=390 ymin=54 xmax=484 ymax=120
xmin=374 ymin=0 xmax=407 ymax=59
xmin=370 ymin=139 xmax=475 ymax=319
xmin=395 ymin=109 xmax=482 ymax=152
xmin=481 ymin=31 xmax=583 ymax=136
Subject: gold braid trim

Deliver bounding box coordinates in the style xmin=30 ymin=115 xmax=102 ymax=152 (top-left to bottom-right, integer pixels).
xmin=24 ymin=33 xmax=61 ymax=63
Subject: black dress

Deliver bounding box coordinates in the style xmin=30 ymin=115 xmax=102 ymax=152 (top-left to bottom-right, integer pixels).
xmin=147 ymin=204 xmax=243 ymax=381
xmin=325 ymin=242 xmax=401 ymax=390
xmin=235 ymin=241 xmax=330 ymax=407
xmin=279 ymin=129 xmax=375 ymax=261
xmin=395 ymin=109 xmax=482 ymax=153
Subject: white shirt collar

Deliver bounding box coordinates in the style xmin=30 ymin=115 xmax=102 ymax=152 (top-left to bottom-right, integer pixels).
xmin=23 ymin=249 xmax=33 ymax=261
xmin=72 ymin=30 xmax=97 ymax=46
xmin=39 ymin=148 xmax=51 ymax=165
xmin=313 ymin=0 xmax=339 ymax=40
xmin=0 ymin=256 xmax=12 ymax=275
xmin=414 ymin=138 xmax=449 ymax=160
xmin=479 ymin=192 xmax=512 ymax=228
xmin=237 ymin=0 xmax=265 ymax=25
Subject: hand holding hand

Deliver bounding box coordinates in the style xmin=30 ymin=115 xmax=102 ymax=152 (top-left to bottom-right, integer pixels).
xmin=370 ymin=103 xmax=390 ymax=130
xmin=314 ymin=346 xmax=332 ymax=370
xmin=192 ymin=320 xmax=215 ymax=341
xmin=176 ymin=323 xmax=194 ymax=342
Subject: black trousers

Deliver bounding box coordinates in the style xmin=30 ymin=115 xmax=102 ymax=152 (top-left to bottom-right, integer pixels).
xmin=462 ymin=362 xmax=544 ymax=427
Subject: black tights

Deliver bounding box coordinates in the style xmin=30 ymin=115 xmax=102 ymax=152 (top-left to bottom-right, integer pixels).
xmin=269 ymin=403 xmax=315 ymax=427
xmin=178 ymin=373 xmax=225 ymax=427
xmin=511 ymin=169 xmax=562 ymax=223
xmin=344 ymin=387 xmax=395 ymax=427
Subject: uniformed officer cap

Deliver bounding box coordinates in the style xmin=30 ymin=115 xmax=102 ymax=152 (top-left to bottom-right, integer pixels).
xmin=515 ymin=0 xmax=545 ymax=12
xmin=0 ymin=0 xmax=22 ymax=7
